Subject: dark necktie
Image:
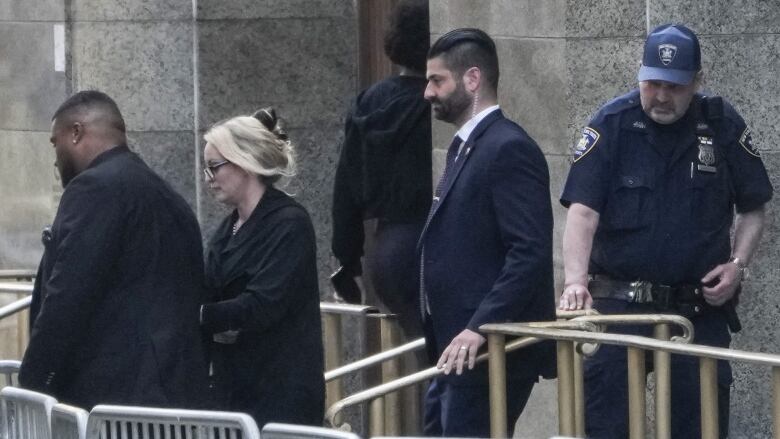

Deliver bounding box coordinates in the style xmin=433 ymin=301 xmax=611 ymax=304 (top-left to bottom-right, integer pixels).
xmin=434 ymin=135 xmax=463 ymax=199
xmin=420 ymin=135 xmax=463 ymax=318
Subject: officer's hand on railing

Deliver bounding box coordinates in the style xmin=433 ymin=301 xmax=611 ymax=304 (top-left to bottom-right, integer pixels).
xmin=701 ymin=263 xmax=741 ymax=307
xmin=437 ymin=329 xmax=486 ymax=376
xmin=559 ymin=283 xmax=593 ymax=310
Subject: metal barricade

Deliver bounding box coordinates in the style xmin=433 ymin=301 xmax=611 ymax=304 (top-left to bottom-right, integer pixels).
xmin=51 ymin=404 xmax=87 ymax=439
xmin=481 ymin=317 xmax=780 ymax=439
xmin=0 ymin=386 xmax=57 ymax=439
xmin=261 ymin=422 xmax=360 ymax=439
xmin=0 ymin=361 xmax=20 ymax=388
xmin=86 ymin=405 xmax=260 ymax=439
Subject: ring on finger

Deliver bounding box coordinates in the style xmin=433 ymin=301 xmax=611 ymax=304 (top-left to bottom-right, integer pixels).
xmin=459 ymin=346 xmax=468 ymax=351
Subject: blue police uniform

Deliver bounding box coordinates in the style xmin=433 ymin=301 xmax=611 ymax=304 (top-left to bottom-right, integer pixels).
xmin=561 ymin=89 xmax=772 ymax=438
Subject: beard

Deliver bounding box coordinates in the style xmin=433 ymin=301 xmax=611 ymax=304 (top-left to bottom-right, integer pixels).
xmin=56 ymin=156 xmax=77 ymax=188
xmin=429 ymin=81 xmax=472 ymax=124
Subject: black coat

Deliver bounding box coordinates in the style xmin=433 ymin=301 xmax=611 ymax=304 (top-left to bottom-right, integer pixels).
xmin=419 ymin=110 xmax=557 ymax=383
xmin=201 ymin=187 xmax=325 ymax=426
xmin=20 ymin=145 xmax=209 ymax=409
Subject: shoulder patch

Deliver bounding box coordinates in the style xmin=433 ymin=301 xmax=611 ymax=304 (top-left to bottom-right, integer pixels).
xmin=573 ymin=127 xmax=600 ymax=162
xmin=739 ymin=128 xmax=761 ymax=157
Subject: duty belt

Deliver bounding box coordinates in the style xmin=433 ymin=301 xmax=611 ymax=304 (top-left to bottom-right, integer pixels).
xmin=588 ymin=274 xmax=705 ymax=312
xmin=587 ymin=274 xmax=742 ymax=333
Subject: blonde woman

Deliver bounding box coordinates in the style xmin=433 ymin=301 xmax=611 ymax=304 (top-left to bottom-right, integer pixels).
xmin=200 ymin=108 xmax=324 ymax=426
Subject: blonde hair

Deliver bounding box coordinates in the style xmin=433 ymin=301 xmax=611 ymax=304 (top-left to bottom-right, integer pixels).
xmin=204 ymin=108 xmax=296 ymax=184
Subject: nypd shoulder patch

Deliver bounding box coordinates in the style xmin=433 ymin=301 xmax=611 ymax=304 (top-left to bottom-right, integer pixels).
xmin=573 ymin=127 xmax=600 ymax=162
xmin=739 ymin=128 xmax=761 ymax=158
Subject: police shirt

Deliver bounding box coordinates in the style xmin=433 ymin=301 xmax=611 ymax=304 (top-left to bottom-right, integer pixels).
xmin=560 ymin=90 xmax=772 ymax=285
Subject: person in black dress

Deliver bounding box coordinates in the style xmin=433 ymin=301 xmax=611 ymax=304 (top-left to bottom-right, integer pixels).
xmin=200 ymin=108 xmax=325 ymax=426
xmin=332 ymin=0 xmax=431 ymax=341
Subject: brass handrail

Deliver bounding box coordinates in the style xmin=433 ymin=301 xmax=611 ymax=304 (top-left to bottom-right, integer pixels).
xmin=481 ymin=322 xmax=780 ymax=439
xmin=0 ymin=283 xmax=33 ymax=295
xmin=0 ymin=270 xmax=35 ymax=281
xmin=325 ymin=338 xmax=425 ymax=382
xmin=325 ymin=320 xmax=601 ymax=431
xmin=569 ymin=313 xmax=694 ymax=343
xmin=0 ymin=296 xmax=32 ymax=320
xmin=320 ymin=302 xmax=380 ymax=316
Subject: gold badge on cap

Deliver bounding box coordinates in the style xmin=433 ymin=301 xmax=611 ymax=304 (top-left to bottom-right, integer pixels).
xmin=697 ymin=136 xmax=716 ymax=173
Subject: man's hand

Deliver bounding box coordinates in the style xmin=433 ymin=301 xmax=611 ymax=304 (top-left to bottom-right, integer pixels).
xmin=559 ymin=282 xmax=593 ymax=310
xmin=437 ymin=329 xmax=486 ymax=375
xmin=701 ymin=262 xmax=741 ymax=306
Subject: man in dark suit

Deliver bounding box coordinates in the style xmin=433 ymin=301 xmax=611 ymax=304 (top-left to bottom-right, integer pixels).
xmin=419 ymin=29 xmax=556 ymax=437
xmin=19 ymin=90 xmax=208 ymax=409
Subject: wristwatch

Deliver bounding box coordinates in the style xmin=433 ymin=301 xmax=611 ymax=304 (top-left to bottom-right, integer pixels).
xmin=728 ymin=257 xmax=749 ymax=280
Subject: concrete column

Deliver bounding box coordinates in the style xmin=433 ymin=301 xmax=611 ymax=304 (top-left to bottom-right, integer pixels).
xmin=0 ymin=0 xmax=67 ymax=269
xmin=68 ymin=0 xmax=197 ymax=210
xmin=195 ymin=0 xmax=356 ymax=288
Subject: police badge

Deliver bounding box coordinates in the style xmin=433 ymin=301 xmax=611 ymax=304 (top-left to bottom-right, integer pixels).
xmin=697 ymin=136 xmax=716 ymax=173
xmin=573 ymin=127 xmax=600 ymax=163
xmin=739 ymin=128 xmax=761 ymax=157
xmin=659 ymin=44 xmax=677 ymax=66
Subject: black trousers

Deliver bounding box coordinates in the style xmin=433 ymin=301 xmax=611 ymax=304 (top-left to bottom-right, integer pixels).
xmin=585 ymin=299 xmax=732 ymax=439
xmin=423 ymin=372 xmax=536 ymax=437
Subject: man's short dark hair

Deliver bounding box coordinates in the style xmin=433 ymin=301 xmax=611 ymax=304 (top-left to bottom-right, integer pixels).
xmin=383 ymin=0 xmax=430 ymax=72
xmin=428 ymin=28 xmax=499 ymax=92
xmin=53 ymin=90 xmax=126 ymax=133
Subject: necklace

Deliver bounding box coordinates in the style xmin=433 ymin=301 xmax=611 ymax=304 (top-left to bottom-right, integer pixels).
xmin=232 ymin=220 xmax=241 ymax=235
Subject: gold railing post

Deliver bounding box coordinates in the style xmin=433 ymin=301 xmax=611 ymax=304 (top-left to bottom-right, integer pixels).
xmin=773 ymin=366 xmax=780 ymax=439
xmin=323 ymin=313 xmax=343 ymax=423
xmin=488 ymin=333 xmax=507 ymax=438
xmin=380 ymin=317 xmax=401 ymax=436
xmin=700 ymin=357 xmax=719 ymax=439
xmin=654 ymin=323 xmax=671 ymax=439
xmin=573 ymin=347 xmax=585 ymax=437
xmin=557 ymin=340 xmax=576 ymax=437
xmin=627 ymin=347 xmax=645 ymax=439
xmin=369 ymin=397 xmax=385 ymax=436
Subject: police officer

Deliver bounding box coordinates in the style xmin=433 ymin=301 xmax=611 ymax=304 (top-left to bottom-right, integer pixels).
xmin=559 ymin=24 xmax=772 ymax=438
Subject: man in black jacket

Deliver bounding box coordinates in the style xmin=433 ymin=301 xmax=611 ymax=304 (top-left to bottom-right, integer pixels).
xmin=19 ymin=90 xmax=208 ymax=409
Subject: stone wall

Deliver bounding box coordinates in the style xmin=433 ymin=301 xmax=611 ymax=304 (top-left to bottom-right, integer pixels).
xmin=430 ymin=1 xmax=780 ymax=438
xmin=0 ymin=0 xmax=356 ymax=288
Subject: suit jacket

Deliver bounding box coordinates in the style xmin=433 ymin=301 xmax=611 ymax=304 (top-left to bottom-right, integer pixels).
xmin=201 ymin=187 xmax=325 ymax=426
xmin=19 ymin=145 xmax=209 ymax=409
xmin=418 ymin=110 xmax=556 ymax=381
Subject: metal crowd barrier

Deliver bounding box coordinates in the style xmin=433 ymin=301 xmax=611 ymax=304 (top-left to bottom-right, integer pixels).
xmin=0 ymin=361 xmax=20 ymax=388
xmin=86 ymin=405 xmax=261 ymax=439
xmin=481 ymin=316 xmax=780 ymax=439
xmin=262 ymin=422 xmax=360 ymax=439
xmin=0 ymin=386 xmax=56 ymax=439
xmin=51 ymin=403 xmax=88 ymax=439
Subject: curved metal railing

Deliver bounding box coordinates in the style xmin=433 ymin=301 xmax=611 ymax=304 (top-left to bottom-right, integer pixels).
xmin=324 ymin=313 xmax=695 ymax=436
xmin=481 ymin=320 xmax=780 ymax=439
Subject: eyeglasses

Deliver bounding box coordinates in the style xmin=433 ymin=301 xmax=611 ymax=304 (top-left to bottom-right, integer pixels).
xmin=203 ymin=160 xmax=230 ymax=181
